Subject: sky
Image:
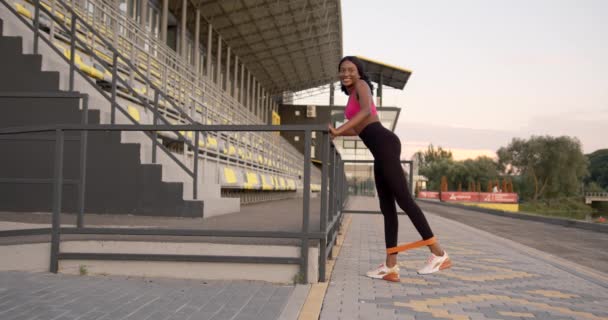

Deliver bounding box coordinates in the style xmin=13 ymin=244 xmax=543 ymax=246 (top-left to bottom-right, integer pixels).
xmin=298 ymin=0 xmax=608 ymax=160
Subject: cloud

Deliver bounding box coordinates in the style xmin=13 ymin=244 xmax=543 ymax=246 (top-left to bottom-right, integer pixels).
xmin=521 ymin=110 xmax=608 ymax=152
xmin=395 ymin=122 xmax=514 ymax=151
xmin=395 ymin=109 xmax=607 ymax=160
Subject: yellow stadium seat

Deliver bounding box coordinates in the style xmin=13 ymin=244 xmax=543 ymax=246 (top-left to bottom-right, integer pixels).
xmin=287 ymin=179 xmax=296 ymax=191
xmin=261 ymin=175 xmax=273 ymax=191
xmin=127 ymin=105 xmax=140 ymax=122
xmin=40 ymin=2 xmax=66 ymax=21
xmin=206 ymin=136 xmax=218 ymax=150
xmin=228 ymin=145 xmax=236 ymax=156
xmin=223 ymin=167 xmax=237 ymax=184
xmin=243 ymin=171 xmax=260 ymax=190
xmin=14 ymin=2 xmax=33 ymax=19
xmin=57 ymin=44 xmax=104 ymax=80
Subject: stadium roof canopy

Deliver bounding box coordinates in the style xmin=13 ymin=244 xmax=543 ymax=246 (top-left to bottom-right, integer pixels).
xmin=189 ymin=0 xmax=343 ymax=94
xmin=356 ymin=56 xmax=412 ymax=90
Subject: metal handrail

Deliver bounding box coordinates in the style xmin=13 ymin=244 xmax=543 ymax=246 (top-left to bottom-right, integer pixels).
xmin=0 ymin=123 xmax=346 ymax=283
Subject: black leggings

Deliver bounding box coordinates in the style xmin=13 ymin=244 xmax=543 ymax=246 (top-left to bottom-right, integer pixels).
xmin=358 ymin=122 xmax=434 ymax=250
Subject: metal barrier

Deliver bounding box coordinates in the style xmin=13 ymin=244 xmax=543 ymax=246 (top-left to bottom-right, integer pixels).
xmin=0 ymin=123 xmax=347 ymax=283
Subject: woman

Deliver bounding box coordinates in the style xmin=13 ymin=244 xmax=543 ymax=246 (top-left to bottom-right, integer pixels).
xmin=328 ymin=56 xmax=451 ymax=282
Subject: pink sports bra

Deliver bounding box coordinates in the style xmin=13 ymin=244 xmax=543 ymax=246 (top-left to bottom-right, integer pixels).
xmin=344 ymin=92 xmax=377 ymax=120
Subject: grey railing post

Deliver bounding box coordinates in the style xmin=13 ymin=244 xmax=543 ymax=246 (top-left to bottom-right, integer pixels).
xmin=152 ymin=91 xmax=158 ymax=163
xmin=77 ymin=95 xmax=89 ymax=228
xmin=339 ymin=159 xmax=344 ymax=210
xmin=318 ymin=131 xmax=330 ymax=281
xmin=300 ymin=129 xmax=312 ymax=284
xmin=329 ymin=145 xmax=336 ymax=222
xmin=33 ymin=0 xmax=40 ymax=54
xmin=111 ymin=53 xmax=118 ymax=124
xmin=193 ymin=129 xmax=199 ymax=200
xmin=69 ymin=15 xmax=76 ymax=91
xmin=50 ymin=129 xmax=64 ymax=273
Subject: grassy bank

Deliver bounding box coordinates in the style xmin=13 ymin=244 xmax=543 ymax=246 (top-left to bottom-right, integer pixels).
xmin=520 ymin=198 xmax=594 ymax=220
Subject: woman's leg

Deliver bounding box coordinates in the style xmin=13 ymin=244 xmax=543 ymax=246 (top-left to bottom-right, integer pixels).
xmin=374 ymin=161 xmax=398 ymax=267
xmin=379 ymin=154 xmax=444 ymax=256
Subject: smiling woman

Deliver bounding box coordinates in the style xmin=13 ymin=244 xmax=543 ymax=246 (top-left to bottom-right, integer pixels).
xmin=329 ymin=56 xmax=452 ymax=282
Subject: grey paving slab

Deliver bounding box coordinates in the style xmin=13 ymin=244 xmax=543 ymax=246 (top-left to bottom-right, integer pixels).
xmin=321 ymin=196 xmax=608 ymax=320
xmin=0 ymin=272 xmax=301 ymax=320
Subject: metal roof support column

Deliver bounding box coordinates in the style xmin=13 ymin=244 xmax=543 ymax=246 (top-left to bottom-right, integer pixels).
xmin=113 ymin=0 xmax=120 ymax=47
xmin=180 ymin=0 xmax=187 ymax=59
xmin=240 ymin=64 xmax=245 ymax=105
xmin=246 ymin=70 xmax=251 ymax=112
xmin=252 ymin=77 xmax=257 ymax=115
xmin=251 ymin=79 xmax=255 ymax=116
xmin=140 ymin=0 xmax=147 ymax=32
xmin=225 ymin=47 xmax=231 ymax=93
xmin=257 ymin=85 xmax=262 ymax=121
xmin=216 ymin=35 xmax=222 ymax=86
xmin=262 ymin=89 xmax=267 ymax=122
xmin=262 ymin=92 xmax=270 ymax=124
xmin=269 ymin=92 xmax=273 ymax=124
xmin=233 ymin=56 xmax=239 ymax=98
xmin=161 ymin=0 xmax=168 ymax=43
xmin=250 ymin=74 xmax=254 ymax=114
xmin=256 ymin=81 xmax=261 ymax=119
xmin=194 ymin=9 xmax=201 ymax=76
xmin=329 ymin=82 xmax=335 ymax=106
xmin=206 ymin=24 xmax=212 ymax=79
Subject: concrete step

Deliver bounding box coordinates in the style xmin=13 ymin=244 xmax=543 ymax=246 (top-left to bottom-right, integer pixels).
xmin=0 ymin=70 xmax=59 ymax=92
xmin=0 ymin=239 xmax=320 ymax=284
xmin=0 ymin=36 xmax=22 ymax=56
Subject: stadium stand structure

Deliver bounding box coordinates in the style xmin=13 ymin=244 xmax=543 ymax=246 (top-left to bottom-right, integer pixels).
xmin=0 ymin=0 xmax=344 ymax=284
xmin=0 ymin=0 xmax=336 ymax=217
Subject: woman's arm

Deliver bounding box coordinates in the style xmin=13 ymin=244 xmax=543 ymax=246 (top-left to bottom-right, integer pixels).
xmin=329 ymin=124 xmax=357 ymax=139
xmin=334 ymin=80 xmax=373 ymax=136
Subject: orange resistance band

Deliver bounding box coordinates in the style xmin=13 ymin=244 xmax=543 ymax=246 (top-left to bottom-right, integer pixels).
xmin=386 ymin=236 xmax=437 ymax=255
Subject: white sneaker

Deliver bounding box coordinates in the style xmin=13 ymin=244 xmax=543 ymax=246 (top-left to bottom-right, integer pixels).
xmin=417 ymin=251 xmax=452 ymax=274
xmin=366 ymin=263 xmax=400 ymax=282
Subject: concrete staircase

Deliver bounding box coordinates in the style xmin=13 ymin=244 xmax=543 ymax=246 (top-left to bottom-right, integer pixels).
xmin=0 ymin=10 xmax=239 ymax=217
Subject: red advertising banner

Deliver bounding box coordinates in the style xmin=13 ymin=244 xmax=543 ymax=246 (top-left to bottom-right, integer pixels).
xmin=440 ymin=192 xmax=479 ymax=202
xmin=417 ymin=191 xmax=440 ymax=199
xmin=478 ymin=193 xmax=518 ymax=203
xmin=440 ymin=192 xmax=518 ymax=203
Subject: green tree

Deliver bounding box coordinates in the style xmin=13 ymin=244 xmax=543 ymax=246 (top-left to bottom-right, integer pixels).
xmin=421 ymin=158 xmax=453 ymax=191
xmin=586 ymin=149 xmax=608 ymax=191
xmin=413 ymin=144 xmax=453 ymax=169
xmin=497 ymin=135 xmax=588 ymax=200
xmin=418 ymin=146 xmax=499 ymax=191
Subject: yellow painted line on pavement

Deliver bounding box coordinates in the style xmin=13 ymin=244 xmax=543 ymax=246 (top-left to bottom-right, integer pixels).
xmin=298 ymin=214 xmax=353 ymax=320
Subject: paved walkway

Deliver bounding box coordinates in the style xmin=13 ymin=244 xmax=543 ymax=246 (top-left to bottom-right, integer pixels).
xmin=0 ymin=271 xmax=308 ymax=320
xmin=417 ymin=201 xmax=608 ymax=274
xmin=321 ymin=211 xmax=608 ymax=319
xmin=2 ymin=196 xmax=608 ymax=320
